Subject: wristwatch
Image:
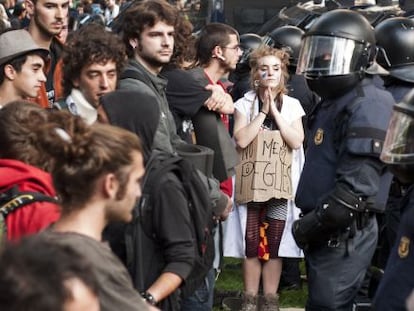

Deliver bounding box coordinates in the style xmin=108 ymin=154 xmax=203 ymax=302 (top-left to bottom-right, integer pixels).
xmin=141 ymin=291 xmax=158 ymax=306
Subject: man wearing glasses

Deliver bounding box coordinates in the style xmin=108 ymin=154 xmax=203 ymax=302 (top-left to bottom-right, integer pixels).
xmin=163 ymin=22 xmax=241 ymax=311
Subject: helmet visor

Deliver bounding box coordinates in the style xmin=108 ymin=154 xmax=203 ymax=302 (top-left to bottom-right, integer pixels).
xmin=296 ymin=35 xmax=366 ymax=76
xmin=262 ymin=35 xmax=275 ymax=48
xmin=380 ymin=110 xmax=414 ymax=164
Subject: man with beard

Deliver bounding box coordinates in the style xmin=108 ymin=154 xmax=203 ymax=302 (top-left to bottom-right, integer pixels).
xmin=162 ymin=22 xmax=241 ymax=310
xmin=25 ymin=0 xmax=69 ymax=107
xmin=119 ymin=0 xmax=183 ymax=154
xmin=118 ymin=0 xmax=232 ymax=306
xmin=118 ymin=0 xmax=231 ymax=218
xmin=33 ymin=109 xmax=153 ymax=311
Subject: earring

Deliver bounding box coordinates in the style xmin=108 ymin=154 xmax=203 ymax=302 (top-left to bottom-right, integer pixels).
xmin=129 ymin=39 xmax=138 ymax=50
xmin=254 ymin=80 xmax=260 ymax=87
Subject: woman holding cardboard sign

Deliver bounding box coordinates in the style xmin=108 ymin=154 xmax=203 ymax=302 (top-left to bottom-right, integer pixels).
xmin=232 ymin=45 xmax=305 ymax=311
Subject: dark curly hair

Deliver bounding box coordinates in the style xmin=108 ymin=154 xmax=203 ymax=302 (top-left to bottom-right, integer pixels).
xmin=121 ymin=0 xmax=178 ymax=58
xmin=0 ymin=101 xmax=54 ymax=172
xmin=62 ymin=23 xmax=127 ymax=96
xmin=169 ymin=17 xmax=196 ymax=68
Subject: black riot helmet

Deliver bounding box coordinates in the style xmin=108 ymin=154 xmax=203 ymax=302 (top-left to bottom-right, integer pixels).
xmin=262 ymin=25 xmax=305 ymax=69
xmin=296 ymin=9 xmax=375 ymax=98
xmin=381 ymin=89 xmax=414 ymax=184
xmin=375 ymin=17 xmax=414 ymax=83
xmin=238 ymin=33 xmax=262 ymax=65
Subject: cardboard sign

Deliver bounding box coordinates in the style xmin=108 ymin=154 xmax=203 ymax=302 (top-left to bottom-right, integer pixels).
xmin=235 ymin=130 xmax=292 ymax=204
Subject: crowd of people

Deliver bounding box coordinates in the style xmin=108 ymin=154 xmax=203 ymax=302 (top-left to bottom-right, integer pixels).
xmin=0 ymin=0 xmax=414 ymax=311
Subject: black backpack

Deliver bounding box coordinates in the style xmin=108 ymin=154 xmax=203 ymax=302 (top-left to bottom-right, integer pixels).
xmin=125 ymin=151 xmax=216 ymax=298
xmin=0 ymin=186 xmax=59 ymax=242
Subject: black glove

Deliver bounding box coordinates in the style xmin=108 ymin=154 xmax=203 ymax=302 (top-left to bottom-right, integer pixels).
xmin=292 ymin=209 xmax=328 ymax=250
xmin=317 ymin=194 xmax=355 ymax=230
xmin=292 ymin=186 xmax=359 ymax=249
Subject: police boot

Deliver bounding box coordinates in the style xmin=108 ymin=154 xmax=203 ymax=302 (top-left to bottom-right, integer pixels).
xmin=241 ymin=293 xmax=258 ymax=311
xmin=261 ymin=293 xmax=280 ymax=311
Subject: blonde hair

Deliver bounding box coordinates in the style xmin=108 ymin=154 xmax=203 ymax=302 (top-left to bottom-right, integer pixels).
xmin=249 ymin=45 xmax=290 ymax=105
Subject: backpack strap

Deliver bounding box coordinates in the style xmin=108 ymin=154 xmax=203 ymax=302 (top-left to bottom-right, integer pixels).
xmin=120 ymin=69 xmax=154 ymax=91
xmin=120 ymin=69 xmax=142 ymax=81
xmin=0 ymin=186 xmax=59 ymax=216
xmin=120 ymin=68 xmax=162 ymax=105
xmin=124 ymin=152 xmax=182 ymax=291
xmin=0 ymin=186 xmax=59 ymax=242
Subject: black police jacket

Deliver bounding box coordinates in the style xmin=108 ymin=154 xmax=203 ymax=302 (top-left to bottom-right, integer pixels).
xmin=295 ymin=77 xmax=394 ymax=214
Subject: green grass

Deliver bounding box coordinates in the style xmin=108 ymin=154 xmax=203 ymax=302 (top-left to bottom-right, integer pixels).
xmin=213 ymin=257 xmax=307 ymax=309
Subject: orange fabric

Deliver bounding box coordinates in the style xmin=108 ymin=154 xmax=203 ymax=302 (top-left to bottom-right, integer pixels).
xmin=30 ymin=35 xmax=65 ymax=108
xmin=258 ymin=221 xmax=270 ymax=261
xmin=53 ymin=58 xmax=64 ymax=100
xmin=32 ymin=59 xmax=64 ymax=108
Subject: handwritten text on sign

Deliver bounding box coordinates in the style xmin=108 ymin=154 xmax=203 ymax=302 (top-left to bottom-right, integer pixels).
xmin=235 ymin=130 xmax=292 ymax=204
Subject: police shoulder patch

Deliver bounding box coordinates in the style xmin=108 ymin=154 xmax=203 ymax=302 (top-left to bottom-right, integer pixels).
xmin=398 ymin=236 xmax=410 ymax=259
xmin=314 ymin=128 xmax=324 ymax=145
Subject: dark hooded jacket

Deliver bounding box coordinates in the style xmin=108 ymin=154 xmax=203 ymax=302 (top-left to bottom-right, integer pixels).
xmin=101 ymin=90 xmax=195 ymax=311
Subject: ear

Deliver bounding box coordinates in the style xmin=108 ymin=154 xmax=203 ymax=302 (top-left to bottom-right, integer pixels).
xmin=129 ymin=38 xmax=138 ymax=50
xmin=4 ymin=64 xmax=16 ymax=80
xmin=25 ymin=0 xmax=35 ymax=16
xmin=212 ymin=45 xmax=223 ymax=60
xmin=72 ymin=77 xmax=79 ymax=88
xmin=102 ymin=173 xmax=119 ymax=200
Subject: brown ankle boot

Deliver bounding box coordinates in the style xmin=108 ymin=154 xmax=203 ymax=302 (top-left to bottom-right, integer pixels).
xmin=241 ymin=293 xmax=258 ymax=311
xmin=261 ymin=293 xmax=280 ymax=311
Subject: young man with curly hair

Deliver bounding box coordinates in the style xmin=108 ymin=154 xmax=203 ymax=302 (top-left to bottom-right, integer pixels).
xmin=56 ymin=23 xmax=126 ymax=124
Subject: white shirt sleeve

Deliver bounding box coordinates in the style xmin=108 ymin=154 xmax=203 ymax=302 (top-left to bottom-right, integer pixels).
xmin=281 ymin=95 xmax=305 ymax=124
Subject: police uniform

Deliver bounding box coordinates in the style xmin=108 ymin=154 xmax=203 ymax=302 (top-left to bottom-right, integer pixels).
xmin=291 ymin=9 xmax=397 ymax=309
xmin=295 ymin=77 xmax=394 ymax=310
xmin=373 ymin=185 xmax=414 ymax=310
xmin=376 ymin=80 xmax=412 ymax=268
xmin=373 ymin=16 xmax=414 ymax=270
xmin=373 ymin=87 xmax=414 ymax=309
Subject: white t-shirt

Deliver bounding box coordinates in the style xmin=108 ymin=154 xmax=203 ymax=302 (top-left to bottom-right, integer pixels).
xmin=225 ymin=90 xmax=305 ymax=258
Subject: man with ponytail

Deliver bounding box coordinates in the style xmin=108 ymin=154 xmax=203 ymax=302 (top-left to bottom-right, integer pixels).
xmin=34 ymin=107 xmax=154 ymax=310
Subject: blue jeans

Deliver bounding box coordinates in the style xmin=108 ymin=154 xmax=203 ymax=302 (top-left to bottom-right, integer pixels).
xmin=180 ymin=268 xmax=216 ymax=311
xmin=305 ymin=217 xmax=378 ymax=311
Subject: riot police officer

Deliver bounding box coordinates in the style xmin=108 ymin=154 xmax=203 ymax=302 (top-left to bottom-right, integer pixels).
xmin=262 ymin=25 xmax=304 ymax=71
xmin=373 ymin=16 xmax=414 ymax=268
xmin=292 ymin=9 xmax=395 ymax=310
xmin=373 ymin=89 xmax=414 ymax=310
xmin=375 ymin=17 xmax=414 ymax=102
